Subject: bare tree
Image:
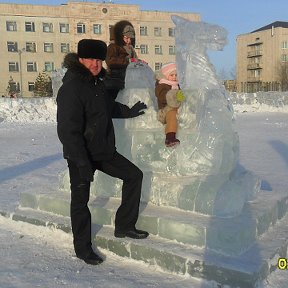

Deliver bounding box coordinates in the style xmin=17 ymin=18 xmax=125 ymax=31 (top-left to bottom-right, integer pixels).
xmin=218 ymin=66 xmax=236 ymax=81
xmin=229 ymin=65 xmax=236 ymax=80
xmin=277 ymin=61 xmax=288 ymax=91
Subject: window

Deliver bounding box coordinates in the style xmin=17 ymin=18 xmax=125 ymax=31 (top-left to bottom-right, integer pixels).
xmin=93 ymin=24 xmax=102 ymax=34
xmin=281 ymin=54 xmax=288 ymax=62
xmin=168 ymin=28 xmax=175 ymax=37
xmin=282 ymin=41 xmax=288 ymax=49
xmin=25 ymin=22 xmax=35 ymax=32
xmin=155 ymin=62 xmax=162 ymax=71
xmin=60 ymin=23 xmax=69 ymax=33
xmin=154 ymin=27 xmax=162 ymax=37
xmin=169 ymin=45 xmax=176 ymax=55
xmin=25 ymin=42 xmax=36 ymax=53
xmin=44 ymin=43 xmax=54 ymax=53
xmin=140 ymin=44 xmax=148 ymax=54
xmin=109 ymin=25 xmax=113 ymax=38
xmin=7 ymin=41 xmax=18 ymax=52
xmin=255 ymin=45 xmax=262 ymax=51
xmin=77 ymin=23 xmax=86 ymax=34
xmin=27 ymin=62 xmax=37 ymax=72
xmin=6 ymin=21 xmax=17 ymax=31
xmin=140 ymin=26 xmax=148 ymax=36
xmin=155 ymin=45 xmax=162 ymax=55
xmin=249 ymin=69 xmax=261 ymax=77
xmin=8 ymin=79 xmax=19 ymax=93
xmin=61 ymin=43 xmax=70 ymax=53
xmin=9 ymin=62 xmax=19 ymax=72
xmin=43 ymin=23 xmax=53 ymax=33
xmin=28 ymin=82 xmax=35 ymax=92
xmin=44 ymin=62 xmax=54 ymax=72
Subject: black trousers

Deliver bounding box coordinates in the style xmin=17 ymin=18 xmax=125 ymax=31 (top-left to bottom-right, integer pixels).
xmin=67 ymin=151 xmax=143 ymax=257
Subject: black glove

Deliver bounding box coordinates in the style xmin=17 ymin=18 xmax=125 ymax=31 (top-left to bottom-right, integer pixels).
xmin=129 ymin=101 xmax=147 ymax=118
xmin=78 ymin=164 xmax=94 ymax=182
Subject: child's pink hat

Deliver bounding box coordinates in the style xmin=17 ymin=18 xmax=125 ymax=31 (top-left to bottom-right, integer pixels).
xmin=161 ymin=62 xmax=177 ymax=79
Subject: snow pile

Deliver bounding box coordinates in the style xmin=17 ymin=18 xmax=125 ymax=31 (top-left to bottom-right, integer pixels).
xmin=1 ymin=91 xmax=288 ymax=124
xmin=230 ymin=91 xmax=288 ymax=113
xmin=0 ymin=97 xmax=57 ymax=123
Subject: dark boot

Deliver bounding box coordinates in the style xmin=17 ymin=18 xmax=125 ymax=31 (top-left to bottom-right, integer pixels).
xmin=114 ymin=228 xmax=149 ymax=239
xmin=165 ymin=132 xmax=180 ymax=147
xmin=77 ymin=251 xmax=103 ymax=265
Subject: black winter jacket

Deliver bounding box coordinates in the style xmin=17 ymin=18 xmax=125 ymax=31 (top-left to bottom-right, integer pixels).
xmin=57 ymin=53 xmax=132 ymax=167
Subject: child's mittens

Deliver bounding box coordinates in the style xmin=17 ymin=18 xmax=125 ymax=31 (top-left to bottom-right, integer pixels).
xmin=130 ymin=58 xmax=138 ymax=63
xmin=176 ymin=90 xmax=185 ymax=102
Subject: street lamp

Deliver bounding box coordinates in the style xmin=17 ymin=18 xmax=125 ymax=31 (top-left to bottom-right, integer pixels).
xmin=18 ymin=48 xmax=25 ymax=97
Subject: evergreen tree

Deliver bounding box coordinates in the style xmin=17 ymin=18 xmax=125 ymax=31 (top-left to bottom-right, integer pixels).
xmin=33 ymin=72 xmax=53 ymax=97
xmin=6 ymin=76 xmax=19 ymax=97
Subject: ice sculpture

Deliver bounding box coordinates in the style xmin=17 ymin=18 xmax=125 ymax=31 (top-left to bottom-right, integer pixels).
xmin=59 ymin=16 xmax=260 ymax=217
xmin=51 ymin=68 xmax=66 ymax=97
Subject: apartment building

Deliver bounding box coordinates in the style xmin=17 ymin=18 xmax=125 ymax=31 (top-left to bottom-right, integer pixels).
xmin=0 ymin=1 xmax=200 ymax=97
xmin=237 ymin=21 xmax=288 ymax=93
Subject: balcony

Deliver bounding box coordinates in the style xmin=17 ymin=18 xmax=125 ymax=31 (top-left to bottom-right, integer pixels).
xmin=247 ymin=50 xmax=262 ymax=57
xmin=247 ymin=76 xmax=262 ymax=82
xmin=247 ymin=63 xmax=262 ymax=70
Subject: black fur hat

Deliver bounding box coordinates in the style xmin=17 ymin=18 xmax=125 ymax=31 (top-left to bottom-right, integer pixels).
xmin=77 ymin=39 xmax=107 ymax=60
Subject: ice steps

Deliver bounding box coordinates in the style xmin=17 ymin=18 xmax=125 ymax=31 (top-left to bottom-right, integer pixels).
xmin=19 ymin=189 xmax=288 ymax=257
xmin=6 ymin=205 xmax=288 ymax=288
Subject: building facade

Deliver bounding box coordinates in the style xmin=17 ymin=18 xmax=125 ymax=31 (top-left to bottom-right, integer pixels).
xmin=0 ymin=1 xmax=200 ymax=97
xmin=237 ymin=21 xmax=288 ymax=93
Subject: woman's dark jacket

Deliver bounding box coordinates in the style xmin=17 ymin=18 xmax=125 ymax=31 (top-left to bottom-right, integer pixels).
xmin=104 ymin=43 xmax=129 ymax=90
xmin=105 ymin=20 xmax=137 ymax=91
xmin=57 ymin=53 xmax=132 ymax=167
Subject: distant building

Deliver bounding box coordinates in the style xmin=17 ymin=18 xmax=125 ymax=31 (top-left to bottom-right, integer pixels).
xmin=223 ymin=79 xmax=237 ymax=92
xmin=0 ymin=1 xmax=200 ymax=97
xmin=237 ymin=21 xmax=288 ymax=93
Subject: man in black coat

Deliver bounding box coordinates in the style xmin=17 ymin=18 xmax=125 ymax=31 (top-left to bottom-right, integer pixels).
xmin=57 ymin=39 xmax=149 ymax=265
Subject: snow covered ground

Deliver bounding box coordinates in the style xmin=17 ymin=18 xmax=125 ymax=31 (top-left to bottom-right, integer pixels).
xmin=0 ymin=97 xmax=288 ymax=287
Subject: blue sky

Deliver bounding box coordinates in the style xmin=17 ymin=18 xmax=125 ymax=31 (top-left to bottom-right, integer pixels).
xmin=2 ymin=0 xmax=287 ymax=75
